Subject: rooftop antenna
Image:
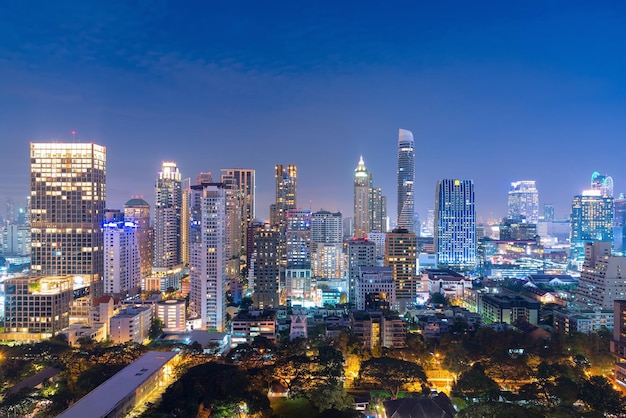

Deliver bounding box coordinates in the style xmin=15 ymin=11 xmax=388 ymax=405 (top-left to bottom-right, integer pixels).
xmin=71 ymin=130 xmax=76 ymax=142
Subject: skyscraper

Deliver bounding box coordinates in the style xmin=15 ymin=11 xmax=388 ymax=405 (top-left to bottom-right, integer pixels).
xmin=570 ymin=189 xmax=613 ymax=269
xmin=385 ymin=228 xmax=417 ymax=311
xmin=311 ymin=210 xmax=343 ymax=279
xmin=508 ymin=181 xmax=539 ymax=224
xmin=221 ymin=169 xmax=255 ymax=260
xmin=154 ymin=161 xmax=182 ymax=269
xmin=249 ymin=224 xmax=280 ymax=309
xmin=434 ymin=179 xmax=476 ymax=270
xmin=124 ymin=198 xmax=152 ymax=279
xmin=575 ymin=242 xmax=626 ymax=309
xmin=103 ymin=221 xmax=140 ymax=297
xmin=397 ymin=129 xmax=415 ymax=232
xmin=189 ymin=182 xmax=226 ymax=331
xmin=354 ymin=156 xmax=370 ymax=238
xmin=30 ymin=142 xmax=106 ymax=301
xmin=285 ymin=209 xmax=311 ymax=302
xmin=347 ymin=238 xmax=376 ymax=305
xmin=270 ymin=164 xmax=297 ymax=268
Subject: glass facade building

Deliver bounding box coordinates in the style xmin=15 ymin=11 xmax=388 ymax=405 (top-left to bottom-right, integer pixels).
xmin=396 ymin=129 xmax=415 ymax=232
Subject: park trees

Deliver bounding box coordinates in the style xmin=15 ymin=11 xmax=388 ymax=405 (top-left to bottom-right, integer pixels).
xmin=359 ymin=357 xmax=428 ymax=399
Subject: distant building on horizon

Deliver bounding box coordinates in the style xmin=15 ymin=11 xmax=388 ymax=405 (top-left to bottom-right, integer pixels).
xmin=591 ymin=171 xmax=613 ymax=197
xmin=353 ymin=156 xmax=387 ymax=238
xmin=508 ymin=180 xmax=539 ymax=224
xmin=396 ymin=129 xmax=415 ymax=232
xmin=434 ymin=179 xmax=476 ymax=270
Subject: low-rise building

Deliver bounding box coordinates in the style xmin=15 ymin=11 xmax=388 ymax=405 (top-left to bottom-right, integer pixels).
xmin=424 ymin=269 xmax=472 ymax=300
xmin=350 ymin=310 xmax=406 ymax=349
xmin=230 ymin=309 xmax=277 ymax=348
xmin=553 ymin=307 xmax=614 ymax=334
xmin=478 ymin=292 xmax=539 ymax=325
xmin=156 ymin=299 xmax=186 ymax=332
xmin=356 ymin=266 xmax=395 ymax=311
xmin=109 ymin=306 xmax=152 ymax=344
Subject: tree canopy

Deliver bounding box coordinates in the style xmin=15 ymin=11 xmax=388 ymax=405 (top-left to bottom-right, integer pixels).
xmin=359 ymin=357 xmax=428 ymax=399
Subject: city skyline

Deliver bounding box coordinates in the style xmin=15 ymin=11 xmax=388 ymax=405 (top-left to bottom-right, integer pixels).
xmin=2 ymin=3 xmax=626 ymax=222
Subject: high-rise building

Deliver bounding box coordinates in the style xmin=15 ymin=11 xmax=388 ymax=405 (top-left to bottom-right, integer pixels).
xmin=104 ymin=221 xmax=140 ymax=297
xmin=249 ymin=224 xmax=280 ymax=309
xmin=396 ymin=129 xmax=415 ymax=232
xmin=30 ymin=143 xmax=106 ymax=301
xmin=347 ymin=238 xmax=377 ymax=305
xmin=570 ymin=189 xmax=613 ymax=268
xmin=270 ymin=164 xmax=297 ymax=272
xmin=434 ymin=179 xmax=476 ymax=270
xmin=5 ymin=198 xmax=14 ymax=224
xmin=189 ymin=182 xmax=227 ymax=331
xmin=354 ymin=156 xmax=370 ymax=238
xmin=153 ymin=162 xmax=182 ymax=269
xmin=221 ymin=169 xmax=255 ymax=259
xmin=2 ymin=224 xmax=30 ymax=256
xmin=385 ymin=228 xmax=417 ymax=311
xmin=591 ymin=171 xmax=613 ymax=197
xmin=354 ymin=156 xmax=387 ymax=237
xmin=508 ymin=181 xmax=539 ymax=224
xmin=220 ymin=173 xmax=243 ymax=281
xmin=311 ymin=210 xmax=343 ymax=279
xmin=285 ymin=209 xmax=311 ymax=302
xmin=124 ymin=198 xmax=152 ymax=279
xmin=575 ymin=242 xmax=626 ymax=309
xmin=543 ymin=203 xmax=555 ymax=222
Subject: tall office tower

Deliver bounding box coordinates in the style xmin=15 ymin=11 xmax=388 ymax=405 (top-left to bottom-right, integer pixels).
xmin=508 ymin=181 xmax=539 ymax=224
xmin=2 ymin=224 xmax=30 ymax=256
xmin=220 ymin=173 xmax=243 ymax=280
xmin=154 ymin=161 xmax=182 ymax=269
xmin=543 ymin=204 xmax=555 ymax=222
xmin=180 ymin=178 xmax=191 ymax=266
xmin=285 ymin=209 xmax=311 ymax=302
xmin=311 ymin=210 xmax=343 ymax=278
xmin=434 ymin=179 xmax=476 ymax=270
xmin=570 ymin=189 xmax=614 ymax=269
xmin=591 ymin=171 xmax=614 ymax=197
xmin=103 ymin=221 xmax=140 ymax=297
xmin=385 ymin=228 xmax=418 ymax=311
xmin=614 ymin=194 xmax=626 ymax=254
xmin=354 ymin=156 xmax=370 ymax=238
xmin=575 ymin=242 xmax=626 ymax=309
xmin=221 ymin=169 xmax=255 ymax=259
xmin=250 ymin=224 xmax=280 ymax=308
xmin=124 ymin=198 xmax=152 ymax=279
xmin=370 ymin=185 xmax=387 ymax=233
xmin=397 ymin=129 xmax=415 ymax=232
xmin=270 ymin=164 xmax=297 ymax=268
xmin=189 ymin=182 xmax=226 ymax=331
xmin=347 ymin=238 xmax=376 ymax=305
xmin=30 ymin=143 xmax=106 ymax=301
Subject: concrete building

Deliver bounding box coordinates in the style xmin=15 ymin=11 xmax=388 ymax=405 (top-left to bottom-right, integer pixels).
xmin=575 ymin=241 xmax=626 ymax=309
xmin=124 ymin=198 xmax=152 ymax=279
xmin=104 ymin=221 xmax=140 ymax=297
xmin=350 ymin=310 xmax=406 ymax=350
xmin=554 ymin=307 xmax=613 ymax=334
xmin=220 ymin=168 xmax=255 ymax=264
xmin=3 ymin=276 xmax=73 ymax=341
xmin=189 ymin=182 xmax=227 ymax=331
xmin=1 ymin=224 xmax=30 ymax=256
xmin=424 ymin=269 xmax=472 ymax=300
xmin=156 ymin=299 xmax=186 ymax=332
xmin=249 ymin=224 xmax=280 ymax=309
xmin=612 ymin=300 xmax=626 ymax=390
xmin=290 ymin=314 xmax=307 ymax=341
xmin=356 ymin=266 xmax=395 ymax=311
xmin=354 ymin=156 xmax=371 ymax=238
xmin=230 ymin=309 xmax=277 ymax=347
xmin=347 ymin=238 xmax=377 ymax=305
xmin=478 ymin=292 xmax=539 ymax=325
xmin=154 ymin=161 xmax=182 ymax=269
xmin=285 ymin=209 xmax=312 ymax=302
xmin=30 ymin=142 xmax=106 ymax=302
xmin=270 ymin=164 xmax=297 ymax=269
xmin=570 ymin=189 xmax=613 ymax=269
xmin=57 ymin=351 xmax=177 ymax=418
xmin=109 ymin=306 xmax=152 ymax=344
xmin=508 ymin=181 xmax=539 ymax=224
xmin=311 ymin=210 xmax=343 ymax=279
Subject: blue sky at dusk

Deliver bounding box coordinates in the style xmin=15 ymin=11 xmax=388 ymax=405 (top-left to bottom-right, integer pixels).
xmin=1 ymin=1 xmax=626 ymax=223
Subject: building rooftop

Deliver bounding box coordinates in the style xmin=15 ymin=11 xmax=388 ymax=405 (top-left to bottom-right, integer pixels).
xmin=124 ymin=197 xmax=150 ymax=207
xmin=57 ymin=351 xmax=177 ymax=418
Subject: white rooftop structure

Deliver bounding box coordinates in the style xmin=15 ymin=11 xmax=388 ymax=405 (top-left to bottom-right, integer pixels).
xmin=57 ymin=351 xmax=177 ymax=418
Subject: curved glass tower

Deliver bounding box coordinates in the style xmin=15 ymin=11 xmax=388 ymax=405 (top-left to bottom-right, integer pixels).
xmin=397 ymin=129 xmax=415 ymax=232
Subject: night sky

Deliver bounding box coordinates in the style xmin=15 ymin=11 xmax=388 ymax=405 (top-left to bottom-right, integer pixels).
xmin=2 ymin=1 xmax=626 ymax=223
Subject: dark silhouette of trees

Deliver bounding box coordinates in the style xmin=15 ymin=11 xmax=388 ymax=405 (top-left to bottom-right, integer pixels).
xmin=359 ymin=357 xmax=428 ymax=399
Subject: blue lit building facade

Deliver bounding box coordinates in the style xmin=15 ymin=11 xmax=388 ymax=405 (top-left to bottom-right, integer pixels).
xmin=435 ymin=179 xmax=476 ymax=270
xmin=570 ymin=190 xmax=614 ymax=270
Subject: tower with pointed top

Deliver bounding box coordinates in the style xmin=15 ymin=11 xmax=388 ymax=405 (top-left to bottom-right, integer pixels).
xmin=397 ymin=129 xmax=415 ymax=232
xmin=354 ymin=156 xmax=370 ymax=238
